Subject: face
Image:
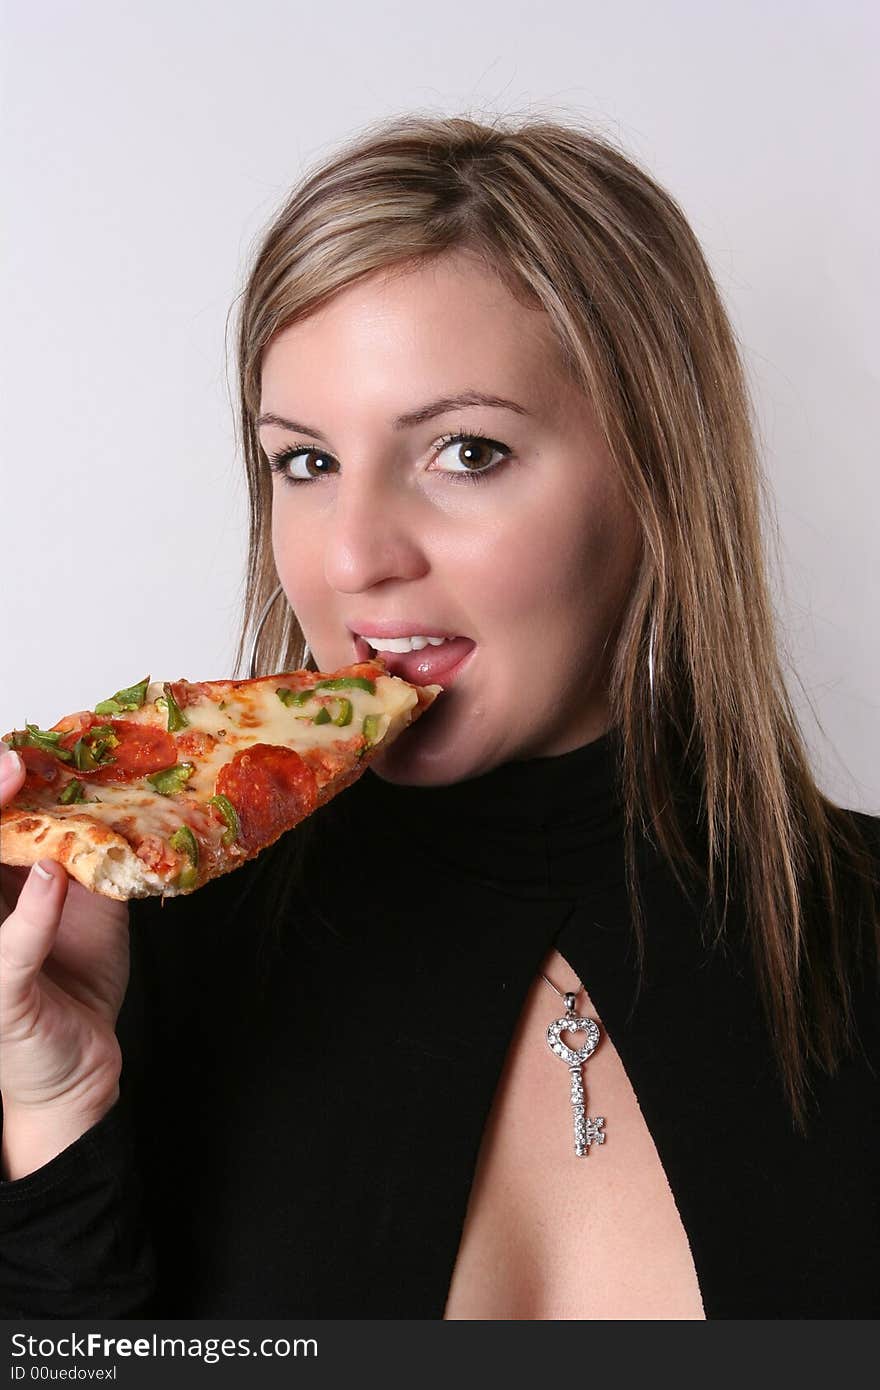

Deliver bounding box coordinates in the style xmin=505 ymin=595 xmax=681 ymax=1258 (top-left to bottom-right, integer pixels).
xmin=259 ymin=249 xmax=641 ymax=787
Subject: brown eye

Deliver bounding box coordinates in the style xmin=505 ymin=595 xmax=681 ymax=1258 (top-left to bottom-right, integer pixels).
xmin=295 ymin=450 xmax=337 ymax=480
xmin=267 ymin=447 xmax=339 ymax=484
xmin=432 ymin=433 xmax=511 ymax=482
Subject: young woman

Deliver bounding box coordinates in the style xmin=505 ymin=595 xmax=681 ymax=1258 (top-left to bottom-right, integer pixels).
xmin=1 ymin=113 xmax=877 ymax=1320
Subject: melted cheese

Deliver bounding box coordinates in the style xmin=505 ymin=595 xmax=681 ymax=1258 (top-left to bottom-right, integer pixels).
xmin=134 ymin=674 xmax=417 ymax=800
xmin=17 ymin=673 xmax=437 ymax=892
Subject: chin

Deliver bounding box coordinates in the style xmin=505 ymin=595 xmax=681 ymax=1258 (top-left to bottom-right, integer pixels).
xmin=360 ymin=657 xmax=505 ymax=787
xmin=365 ymin=746 xmax=464 ymax=789
xmin=366 ymin=721 xmax=502 ymax=789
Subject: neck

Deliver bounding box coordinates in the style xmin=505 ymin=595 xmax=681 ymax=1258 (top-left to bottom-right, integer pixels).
xmin=341 ymin=727 xmax=629 ymax=901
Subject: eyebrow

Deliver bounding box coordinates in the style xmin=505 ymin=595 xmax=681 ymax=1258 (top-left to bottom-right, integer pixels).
xmin=255 ymin=390 xmax=530 ymax=440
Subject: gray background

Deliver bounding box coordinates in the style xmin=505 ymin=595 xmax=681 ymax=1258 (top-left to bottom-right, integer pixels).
xmin=2 ymin=0 xmax=877 ymax=810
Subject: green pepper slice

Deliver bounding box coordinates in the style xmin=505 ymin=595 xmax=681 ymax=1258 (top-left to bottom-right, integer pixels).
xmin=72 ymin=727 xmax=119 ymax=771
xmin=87 ymin=725 xmax=116 ymax=740
xmin=362 ymin=713 xmax=382 ymax=746
xmin=94 ymin=676 xmax=150 ymax=716
xmin=331 ymin=698 xmax=353 ymax=727
xmin=8 ymin=725 xmax=75 ymax=762
xmin=209 ymin=793 xmax=240 ymax=846
xmin=277 ymin=686 xmax=317 ymax=707
xmin=147 ymin=762 xmax=195 ymax=796
xmin=72 ymin=737 xmax=99 ymax=772
xmin=160 ymin=683 xmax=189 ymax=732
xmin=58 ymin=778 xmax=90 ymax=805
xmin=169 ymin=825 xmax=199 ymax=890
xmin=305 ymin=697 xmax=355 ymax=727
xmin=170 ymin=824 xmax=199 ymax=865
xmin=89 ymin=735 xmax=119 ymax=764
xmin=314 ymin=676 xmax=376 ymax=695
xmin=24 ymin=724 xmax=62 ymax=744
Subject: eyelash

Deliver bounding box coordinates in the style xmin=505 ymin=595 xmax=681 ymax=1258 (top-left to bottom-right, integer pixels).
xmin=265 ymin=430 xmax=513 ymax=488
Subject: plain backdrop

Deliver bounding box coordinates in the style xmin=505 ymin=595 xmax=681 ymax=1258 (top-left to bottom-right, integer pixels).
xmin=1 ymin=0 xmax=877 ymax=809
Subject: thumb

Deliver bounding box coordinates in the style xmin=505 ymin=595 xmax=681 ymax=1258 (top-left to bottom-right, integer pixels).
xmin=0 ymin=860 xmax=69 ymax=1004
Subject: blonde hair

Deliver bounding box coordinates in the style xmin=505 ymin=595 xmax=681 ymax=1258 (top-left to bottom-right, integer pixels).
xmin=231 ymin=110 xmax=879 ymax=1132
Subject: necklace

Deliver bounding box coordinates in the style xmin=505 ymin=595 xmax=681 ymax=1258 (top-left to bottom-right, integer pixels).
xmin=540 ymin=972 xmax=606 ymax=1157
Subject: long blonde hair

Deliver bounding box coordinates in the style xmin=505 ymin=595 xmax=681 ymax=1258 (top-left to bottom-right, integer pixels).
xmin=230 ymin=110 xmax=879 ymax=1132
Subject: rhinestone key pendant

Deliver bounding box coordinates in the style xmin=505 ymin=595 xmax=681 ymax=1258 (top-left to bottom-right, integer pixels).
xmin=546 ymin=992 xmax=605 ymax=1157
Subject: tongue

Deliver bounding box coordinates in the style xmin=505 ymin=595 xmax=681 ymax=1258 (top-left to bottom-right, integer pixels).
xmin=373 ymin=637 xmax=474 ymax=684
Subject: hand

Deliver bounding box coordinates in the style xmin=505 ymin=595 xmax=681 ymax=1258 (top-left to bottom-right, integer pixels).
xmin=0 ymin=748 xmax=131 ymax=1131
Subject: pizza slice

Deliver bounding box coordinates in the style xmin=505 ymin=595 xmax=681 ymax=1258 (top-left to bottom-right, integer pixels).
xmin=0 ymin=659 xmax=441 ymax=900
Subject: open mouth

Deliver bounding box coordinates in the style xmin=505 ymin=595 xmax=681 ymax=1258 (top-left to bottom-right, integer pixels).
xmin=354 ymin=635 xmax=476 ymax=686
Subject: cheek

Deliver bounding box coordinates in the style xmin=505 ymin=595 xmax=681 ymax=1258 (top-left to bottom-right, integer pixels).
xmin=485 ymin=483 xmax=639 ymax=637
xmin=271 ymin=498 xmax=322 ymax=602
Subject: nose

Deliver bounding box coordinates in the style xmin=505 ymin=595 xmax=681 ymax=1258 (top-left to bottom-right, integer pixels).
xmin=322 ymin=469 xmax=429 ymax=595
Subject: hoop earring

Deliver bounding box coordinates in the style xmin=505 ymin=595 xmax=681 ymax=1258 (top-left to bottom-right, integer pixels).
xmin=247 ymin=582 xmax=311 ymax=678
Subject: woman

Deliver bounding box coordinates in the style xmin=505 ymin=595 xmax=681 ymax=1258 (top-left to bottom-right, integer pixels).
xmin=1 ymin=113 xmax=877 ymax=1320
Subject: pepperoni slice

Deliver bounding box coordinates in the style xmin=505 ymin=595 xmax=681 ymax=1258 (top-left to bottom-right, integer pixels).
xmin=214 ymin=744 xmax=319 ymax=853
xmin=59 ymin=719 xmax=178 ymax=784
xmin=18 ymin=745 xmax=62 ymax=786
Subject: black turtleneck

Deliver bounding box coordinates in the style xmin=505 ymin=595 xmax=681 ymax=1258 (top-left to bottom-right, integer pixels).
xmin=1 ymin=730 xmax=877 ymax=1318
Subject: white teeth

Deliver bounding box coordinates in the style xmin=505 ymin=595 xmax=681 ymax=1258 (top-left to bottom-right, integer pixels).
xmin=360 ymin=634 xmax=453 ymax=653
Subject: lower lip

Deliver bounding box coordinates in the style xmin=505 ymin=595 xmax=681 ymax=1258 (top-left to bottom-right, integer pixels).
xmin=354 ymin=636 xmax=476 ymax=687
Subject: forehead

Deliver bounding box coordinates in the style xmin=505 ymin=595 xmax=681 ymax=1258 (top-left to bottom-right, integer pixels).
xmin=259 ymin=251 xmax=573 ymax=413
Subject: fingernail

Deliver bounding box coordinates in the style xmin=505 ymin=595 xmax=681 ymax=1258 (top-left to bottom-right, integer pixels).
xmin=0 ymin=748 xmax=22 ymax=788
xmin=32 ymin=860 xmax=55 ymax=886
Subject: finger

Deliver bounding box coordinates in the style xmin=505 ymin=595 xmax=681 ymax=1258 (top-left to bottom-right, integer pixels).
xmin=0 ymin=752 xmax=30 ymax=927
xmin=0 ymin=748 xmax=26 ymax=805
xmin=0 ymin=860 xmax=70 ymax=1011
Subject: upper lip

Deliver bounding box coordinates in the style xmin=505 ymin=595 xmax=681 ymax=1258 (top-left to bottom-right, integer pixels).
xmin=347 ymin=621 xmax=463 ymax=639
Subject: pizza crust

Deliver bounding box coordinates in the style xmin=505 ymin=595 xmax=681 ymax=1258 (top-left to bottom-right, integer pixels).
xmin=0 ymin=809 xmax=169 ymax=900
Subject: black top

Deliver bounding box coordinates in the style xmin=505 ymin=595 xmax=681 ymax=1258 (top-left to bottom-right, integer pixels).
xmin=1 ymin=729 xmax=878 ymax=1319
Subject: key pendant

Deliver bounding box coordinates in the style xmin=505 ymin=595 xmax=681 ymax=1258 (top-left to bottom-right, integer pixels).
xmin=546 ymin=993 xmax=605 ymax=1157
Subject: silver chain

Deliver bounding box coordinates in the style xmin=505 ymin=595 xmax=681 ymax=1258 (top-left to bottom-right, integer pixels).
xmin=540 ymin=972 xmax=581 ymax=1001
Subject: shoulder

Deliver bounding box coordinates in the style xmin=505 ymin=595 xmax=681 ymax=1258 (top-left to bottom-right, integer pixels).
xmin=829 ymin=804 xmax=880 ymax=923
xmin=844 ymin=805 xmax=880 ymax=861
xmin=823 ymin=804 xmax=880 ymax=1050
